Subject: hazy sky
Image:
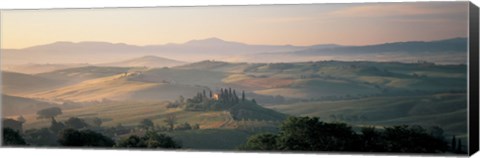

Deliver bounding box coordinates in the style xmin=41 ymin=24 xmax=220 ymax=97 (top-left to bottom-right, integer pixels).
xmin=1 ymin=2 xmax=468 ymax=49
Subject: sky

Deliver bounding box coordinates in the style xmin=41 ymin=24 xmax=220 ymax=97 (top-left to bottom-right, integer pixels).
xmin=0 ymin=2 xmax=469 ymax=49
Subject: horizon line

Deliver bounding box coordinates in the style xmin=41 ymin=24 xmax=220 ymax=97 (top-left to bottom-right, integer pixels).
xmin=1 ymin=36 xmax=468 ymax=50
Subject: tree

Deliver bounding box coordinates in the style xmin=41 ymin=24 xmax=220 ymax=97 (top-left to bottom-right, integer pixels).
xmin=382 ymin=125 xmax=448 ymax=153
xmin=2 ymin=118 xmax=24 ymax=133
xmin=164 ymin=114 xmax=177 ymax=131
xmin=64 ymin=117 xmax=89 ymax=129
xmin=92 ymin=117 xmax=103 ymax=127
xmin=17 ymin=115 xmax=26 ymax=124
xmin=359 ymin=127 xmax=384 ymax=151
xmin=242 ymin=91 xmax=246 ymax=101
xmin=276 ymin=116 xmax=356 ymax=151
xmin=241 ymin=133 xmax=278 ymax=150
xmin=24 ymin=128 xmax=58 ymax=146
xmin=178 ymin=95 xmax=185 ymax=104
xmin=233 ymin=90 xmax=239 ymax=102
xmin=58 ymin=128 xmax=114 ymax=147
xmin=192 ymin=124 xmax=200 ymax=130
xmin=241 ymin=116 xmax=448 ymax=153
xmin=50 ymin=117 xmax=66 ymax=133
xmin=174 ymin=122 xmax=192 ymax=131
xmin=451 ymin=136 xmax=456 ymax=151
xmin=36 ymin=107 xmax=62 ymax=119
xmin=116 ymin=135 xmax=145 ymax=148
xmin=428 ymin=126 xmax=444 ymax=140
xmin=2 ymin=128 xmax=27 ymax=146
xmin=116 ymin=131 xmax=181 ymax=149
xmin=140 ymin=119 xmax=154 ymax=130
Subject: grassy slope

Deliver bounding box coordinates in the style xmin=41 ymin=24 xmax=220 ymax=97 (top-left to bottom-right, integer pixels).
xmin=30 ymin=72 xmax=210 ymax=102
xmin=1 ymin=95 xmax=60 ymax=117
xmin=2 ymin=71 xmax=62 ymax=95
xmin=136 ymin=67 xmax=227 ymax=87
xmin=21 ymin=101 xmax=236 ymax=130
xmin=35 ymin=66 xmax=135 ymax=84
xmin=267 ymin=93 xmax=467 ymax=136
xmin=201 ymin=61 xmax=467 ymax=99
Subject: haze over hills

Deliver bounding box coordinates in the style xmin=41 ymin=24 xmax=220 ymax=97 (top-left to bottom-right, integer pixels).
xmin=2 ymin=94 xmax=60 ymax=116
xmin=294 ymin=37 xmax=467 ymax=55
xmin=1 ymin=37 xmax=469 ymax=144
xmin=242 ymin=38 xmax=468 ymax=64
xmin=2 ymin=71 xmax=63 ymax=95
xmin=30 ymin=72 xmax=209 ymax=102
xmin=100 ymin=55 xmax=186 ymax=68
xmin=1 ymin=58 xmax=468 ymax=146
xmin=1 ymin=37 xmax=468 ymax=67
xmin=1 ymin=37 xmax=305 ymax=65
xmin=1 ymin=63 xmax=90 ymax=74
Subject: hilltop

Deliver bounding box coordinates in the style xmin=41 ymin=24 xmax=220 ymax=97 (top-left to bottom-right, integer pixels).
xmin=30 ymin=72 xmax=209 ymax=102
xmin=100 ymin=55 xmax=186 ymax=68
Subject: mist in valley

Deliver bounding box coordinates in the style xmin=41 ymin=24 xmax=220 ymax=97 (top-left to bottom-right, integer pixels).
xmin=1 ymin=37 xmax=469 ymax=154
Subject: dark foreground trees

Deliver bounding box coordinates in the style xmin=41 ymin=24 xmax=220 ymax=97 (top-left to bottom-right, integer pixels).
xmin=2 ymin=128 xmax=27 ymax=146
xmin=58 ymin=128 xmax=114 ymax=147
xmin=5 ymin=116 xmax=181 ymax=149
xmin=116 ymin=131 xmax=181 ymax=149
xmin=240 ymin=116 xmax=448 ymax=153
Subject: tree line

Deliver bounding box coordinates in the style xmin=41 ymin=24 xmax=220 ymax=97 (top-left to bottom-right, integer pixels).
xmin=240 ymin=116 xmax=462 ymax=154
xmin=2 ymin=107 xmax=181 ymax=149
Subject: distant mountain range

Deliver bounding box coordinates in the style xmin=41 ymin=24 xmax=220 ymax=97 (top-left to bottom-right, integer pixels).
xmin=1 ymin=37 xmax=467 ymax=65
xmin=293 ymin=37 xmax=467 ymax=55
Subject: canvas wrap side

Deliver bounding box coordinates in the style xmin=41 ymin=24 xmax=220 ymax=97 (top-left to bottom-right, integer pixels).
xmin=468 ymin=1 xmax=479 ymax=156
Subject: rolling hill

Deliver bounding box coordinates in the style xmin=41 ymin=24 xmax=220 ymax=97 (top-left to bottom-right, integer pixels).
xmin=267 ymin=93 xmax=467 ymax=136
xmin=100 ymin=55 xmax=186 ymax=68
xmin=1 ymin=94 xmax=60 ymax=117
xmin=132 ymin=67 xmax=228 ymax=87
xmin=174 ymin=60 xmax=467 ymax=100
xmin=30 ymin=72 xmax=210 ymax=102
xmin=2 ymin=71 xmax=64 ymax=95
xmin=2 ymin=59 xmax=468 ymax=144
xmin=35 ymin=66 xmax=136 ymax=84
xmin=1 ymin=63 xmax=90 ymax=74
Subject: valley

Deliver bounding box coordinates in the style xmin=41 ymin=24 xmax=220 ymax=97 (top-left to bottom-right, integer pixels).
xmin=1 ymin=38 xmax=468 ymax=151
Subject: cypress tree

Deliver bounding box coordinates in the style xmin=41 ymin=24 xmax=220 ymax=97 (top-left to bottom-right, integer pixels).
xmin=233 ymin=90 xmax=239 ymax=103
xmin=198 ymin=92 xmax=203 ymax=102
xmin=242 ymin=91 xmax=245 ymax=101
xmin=224 ymin=89 xmax=229 ymax=102
xmin=220 ymin=88 xmax=224 ymax=102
